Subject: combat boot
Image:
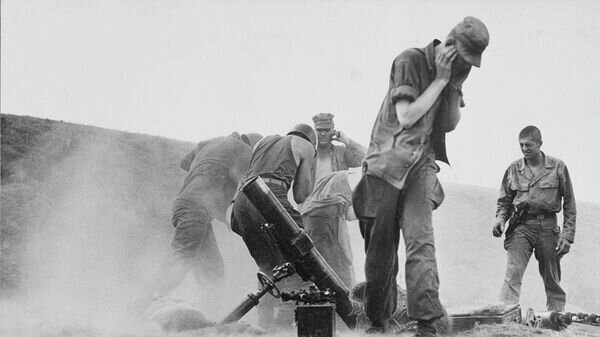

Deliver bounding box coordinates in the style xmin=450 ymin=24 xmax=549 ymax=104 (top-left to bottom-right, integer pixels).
xmin=414 ymin=319 xmax=437 ymax=337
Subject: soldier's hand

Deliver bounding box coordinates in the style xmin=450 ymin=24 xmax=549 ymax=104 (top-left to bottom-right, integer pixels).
xmin=556 ymin=237 xmax=571 ymax=257
xmin=332 ymin=130 xmax=350 ymax=145
xmin=492 ymin=220 xmax=504 ymax=237
xmin=435 ymin=45 xmax=457 ymax=83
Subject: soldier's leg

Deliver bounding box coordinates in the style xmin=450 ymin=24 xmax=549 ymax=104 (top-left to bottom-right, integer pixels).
xmin=133 ymin=213 xmax=210 ymax=313
xmin=273 ymin=205 xmax=307 ymax=329
xmin=191 ymin=219 xmax=225 ymax=302
xmin=356 ymin=175 xmax=402 ymax=331
xmin=231 ymin=194 xmax=284 ymax=329
xmin=499 ymin=225 xmax=535 ymax=305
xmin=400 ymin=162 xmax=445 ymax=324
xmin=534 ymin=222 xmax=566 ymax=311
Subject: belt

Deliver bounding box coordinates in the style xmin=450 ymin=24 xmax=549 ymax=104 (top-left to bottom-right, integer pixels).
xmin=261 ymin=177 xmax=288 ymax=188
xmin=523 ymin=212 xmax=556 ymax=221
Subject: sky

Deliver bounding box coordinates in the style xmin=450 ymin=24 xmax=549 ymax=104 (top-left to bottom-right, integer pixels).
xmin=2 ymin=0 xmax=600 ymax=204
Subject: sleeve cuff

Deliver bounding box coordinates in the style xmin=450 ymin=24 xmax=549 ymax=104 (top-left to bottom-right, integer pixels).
xmin=390 ymin=85 xmax=418 ymax=104
xmin=560 ymin=232 xmax=574 ymax=243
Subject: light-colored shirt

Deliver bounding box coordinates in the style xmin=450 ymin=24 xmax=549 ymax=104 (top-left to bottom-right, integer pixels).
xmin=496 ymin=153 xmax=576 ymax=242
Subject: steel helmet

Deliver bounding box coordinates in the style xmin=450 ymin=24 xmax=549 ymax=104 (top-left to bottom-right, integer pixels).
xmin=287 ymin=123 xmax=317 ymax=147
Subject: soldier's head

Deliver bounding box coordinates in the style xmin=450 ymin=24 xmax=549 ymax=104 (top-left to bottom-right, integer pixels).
xmin=446 ymin=16 xmax=489 ymax=70
xmin=288 ymin=123 xmax=317 ymax=148
xmin=312 ymin=113 xmax=336 ymax=147
xmin=518 ymin=125 xmax=543 ymax=160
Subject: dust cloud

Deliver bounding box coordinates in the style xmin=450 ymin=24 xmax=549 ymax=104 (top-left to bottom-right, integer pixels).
xmin=0 ymin=127 xmax=259 ymax=336
xmin=2 ymin=121 xmax=599 ymax=336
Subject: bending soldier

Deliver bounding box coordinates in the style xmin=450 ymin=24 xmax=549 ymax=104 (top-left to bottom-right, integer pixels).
xmin=135 ymin=132 xmax=262 ymax=312
xmin=231 ymin=124 xmax=317 ymax=330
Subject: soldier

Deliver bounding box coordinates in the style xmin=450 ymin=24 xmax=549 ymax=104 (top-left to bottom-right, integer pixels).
xmin=353 ymin=17 xmax=489 ymax=336
xmin=312 ymin=113 xmax=365 ymax=183
xmin=231 ymin=124 xmax=317 ymax=330
xmin=135 ymin=132 xmax=262 ymax=312
xmin=492 ymin=125 xmax=576 ymax=312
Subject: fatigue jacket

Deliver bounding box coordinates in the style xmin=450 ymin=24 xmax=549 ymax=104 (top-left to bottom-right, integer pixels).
xmin=496 ymin=153 xmax=576 ymax=242
xmin=176 ymin=133 xmax=252 ymax=224
xmin=363 ymin=40 xmax=464 ymax=190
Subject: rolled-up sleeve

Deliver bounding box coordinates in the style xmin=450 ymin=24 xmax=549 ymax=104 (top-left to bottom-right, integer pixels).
xmin=389 ymin=59 xmax=420 ymax=104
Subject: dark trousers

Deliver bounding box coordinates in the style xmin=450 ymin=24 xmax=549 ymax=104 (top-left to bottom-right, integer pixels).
xmin=353 ymin=158 xmax=445 ymax=328
xmin=135 ymin=206 xmax=223 ymax=312
xmin=500 ymin=216 xmax=566 ymax=311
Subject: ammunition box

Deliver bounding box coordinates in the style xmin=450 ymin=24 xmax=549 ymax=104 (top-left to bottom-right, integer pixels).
xmin=448 ymin=304 xmax=522 ymax=332
xmin=295 ymin=304 xmax=336 ymax=337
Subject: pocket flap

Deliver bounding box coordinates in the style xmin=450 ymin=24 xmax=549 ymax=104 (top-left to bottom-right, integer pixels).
xmin=539 ymin=177 xmax=558 ymax=189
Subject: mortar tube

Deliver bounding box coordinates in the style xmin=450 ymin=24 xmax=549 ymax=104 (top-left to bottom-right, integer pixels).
xmin=241 ymin=176 xmax=357 ymax=329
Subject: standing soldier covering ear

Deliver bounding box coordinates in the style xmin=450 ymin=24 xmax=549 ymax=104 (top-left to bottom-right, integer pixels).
xmin=312 ymin=113 xmax=365 ymax=183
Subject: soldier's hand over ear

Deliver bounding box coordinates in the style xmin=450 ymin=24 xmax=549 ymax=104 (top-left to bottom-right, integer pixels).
xmin=332 ymin=130 xmax=350 ymax=145
xmin=435 ymin=46 xmax=457 ymax=83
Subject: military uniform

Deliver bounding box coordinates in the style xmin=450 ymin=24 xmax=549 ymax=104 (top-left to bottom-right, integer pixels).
xmin=137 ymin=133 xmax=254 ymax=310
xmin=231 ymin=134 xmax=305 ymax=329
xmin=353 ymin=40 xmax=461 ymax=329
xmin=496 ymin=153 xmax=576 ymax=311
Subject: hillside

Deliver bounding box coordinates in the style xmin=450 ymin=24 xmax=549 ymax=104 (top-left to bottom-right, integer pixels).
xmin=1 ymin=114 xmax=599 ymax=337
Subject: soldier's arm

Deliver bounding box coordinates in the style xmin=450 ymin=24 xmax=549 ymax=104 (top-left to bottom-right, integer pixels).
xmin=437 ymin=66 xmax=471 ymax=132
xmin=492 ymin=167 xmax=515 ymax=237
xmin=559 ymin=163 xmax=576 ymax=243
xmin=496 ymin=168 xmax=516 ymax=223
xmin=392 ymin=46 xmax=455 ymax=129
xmin=291 ymin=137 xmax=316 ymax=204
xmin=437 ymin=86 xmax=464 ymax=132
xmin=342 ymin=138 xmax=366 ymax=168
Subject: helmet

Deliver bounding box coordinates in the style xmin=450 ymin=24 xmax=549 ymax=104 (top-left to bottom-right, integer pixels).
xmin=287 ymin=123 xmax=317 ymax=147
xmin=241 ymin=133 xmax=263 ymax=148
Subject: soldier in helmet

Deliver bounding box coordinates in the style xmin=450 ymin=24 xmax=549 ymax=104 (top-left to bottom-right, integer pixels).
xmin=231 ymin=124 xmax=317 ymax=330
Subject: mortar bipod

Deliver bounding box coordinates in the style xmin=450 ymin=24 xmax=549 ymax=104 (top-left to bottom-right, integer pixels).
xmin=220 ymin=263 xmax=296 ymax=324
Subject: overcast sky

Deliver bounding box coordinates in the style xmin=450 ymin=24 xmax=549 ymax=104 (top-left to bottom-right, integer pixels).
xmin=2 ymin=0 xmax=599 ymax=204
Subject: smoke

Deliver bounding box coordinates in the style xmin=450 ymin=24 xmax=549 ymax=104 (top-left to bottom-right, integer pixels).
xmin=0 ymin=125 xmax=258 ymax=335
